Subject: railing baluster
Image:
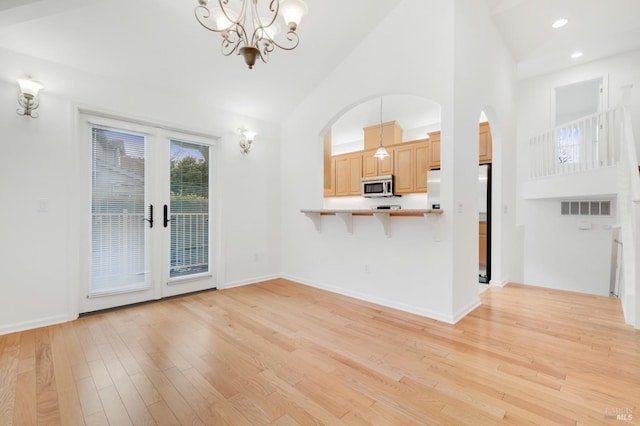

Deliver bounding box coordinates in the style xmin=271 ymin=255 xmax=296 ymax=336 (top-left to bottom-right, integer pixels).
xmin=529 ymin=107 xmax=623 ymax=179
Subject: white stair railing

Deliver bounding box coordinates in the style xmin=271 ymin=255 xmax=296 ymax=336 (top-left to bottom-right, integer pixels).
xmin=529 ymin=108 xmax=623 ymax=178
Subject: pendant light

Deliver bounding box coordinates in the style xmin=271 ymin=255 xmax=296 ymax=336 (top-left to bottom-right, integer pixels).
xmin=374 ymin=96 xmax=389 ymax=159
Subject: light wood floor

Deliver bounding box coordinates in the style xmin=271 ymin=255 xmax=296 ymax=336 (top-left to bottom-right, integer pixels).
xmin=1 ymin=280 xmax=639 ymax=425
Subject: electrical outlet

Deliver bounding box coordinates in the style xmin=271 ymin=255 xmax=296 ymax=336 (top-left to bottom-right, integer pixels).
xmin=364 ymin=264 xmax=371 ymax=274
xmin=253 ymin=253 xmax=259 ymax=262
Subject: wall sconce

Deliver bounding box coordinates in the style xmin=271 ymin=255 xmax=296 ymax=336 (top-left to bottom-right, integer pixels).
xmin=17 ymin=78 xmax=44 ymax=118
xmin=238 ymin=128 xmax=256 ymax=154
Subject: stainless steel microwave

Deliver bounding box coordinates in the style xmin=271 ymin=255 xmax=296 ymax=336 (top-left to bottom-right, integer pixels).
xmin=362 ymin=175 xmax=395 ymax=197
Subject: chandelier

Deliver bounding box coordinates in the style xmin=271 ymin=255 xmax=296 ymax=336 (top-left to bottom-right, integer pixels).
xmin=195 ymin=0 xmax=308 ymax=69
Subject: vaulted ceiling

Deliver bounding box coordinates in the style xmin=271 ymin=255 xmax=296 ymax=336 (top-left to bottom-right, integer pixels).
xmin=0 ymin=0 xmax=403 ymax=122
xmin=1 ymin=0 xmax=639 ymax=123
xmin=485 ymin=0 xmax=640 ymax=78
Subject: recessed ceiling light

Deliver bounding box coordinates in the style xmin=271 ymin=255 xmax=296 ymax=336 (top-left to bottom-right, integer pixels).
xmin=552 ymin=18 xmax=569 ymax=29
xmin=571 ymin=51 xmax=583 ymax=59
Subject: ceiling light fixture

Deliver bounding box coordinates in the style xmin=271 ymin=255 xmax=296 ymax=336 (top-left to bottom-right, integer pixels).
xmin=570 ymin=51 xmax=583 ymax=59
xmin=16 ymin=77 xmax=44 ymax=118
xmin=374 ymin=97 xmax=389 ymax=160
xmin=195 ymin=0 xmax=308 ymax=69
xmin=552 ymin=18 xmax=568 ymax=29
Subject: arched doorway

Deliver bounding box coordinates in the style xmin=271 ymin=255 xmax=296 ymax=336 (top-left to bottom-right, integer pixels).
xmin=322 ymin=94 xmax=442 ymax=204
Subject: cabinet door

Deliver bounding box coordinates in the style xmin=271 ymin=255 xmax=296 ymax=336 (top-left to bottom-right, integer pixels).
xmin=323 ymin=130 xmax=333 ymax=195
xmin=378 ymin=151 xmax=393 ymax=175
xmin=414 ymin=142 xmax=430 ymax=193
xmin=324 ymin=157 xmax=335 ymax=197
xmin=363 ymin=149 xmax=393 ymax=177
xmin=362 ymin=151 xmax=378 ymax=177
xmin=394 ymin=145 xmax=414 ymax=194
xmin=479 ymin=222 xmax=487 ymax=268
xmin=429 ymin=133 xmax=441 ymax=169
xmin=479 ymin=123 xmax=492 ymax=164
xmin=348 ymin=154 xmax=362 ymax=195
xmin=335 ymin=156 xmax=351 ymax=196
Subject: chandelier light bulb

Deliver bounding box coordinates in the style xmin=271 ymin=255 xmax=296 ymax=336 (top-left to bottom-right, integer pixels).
xmin=210 ymin=7 xmax=236 ymax=31
xmin=279 ymin=0 xmax=308 ymax=31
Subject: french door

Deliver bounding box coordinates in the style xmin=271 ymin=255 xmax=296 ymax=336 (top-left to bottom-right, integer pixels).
xmin=79 ymin=115 xmax=217 ymax=313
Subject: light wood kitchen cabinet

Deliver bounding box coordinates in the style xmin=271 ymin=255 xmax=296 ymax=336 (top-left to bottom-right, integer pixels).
xmin=427 ymin=123 xmax=493 ymax=169
xmin=323 ymin=130 xmax=335 ymax=197
xmin=335 ymin=152 xmax=363 ymax=196
xmin=362 ymin=149 xmax=393 ymax=177
xmin=363 ymin=121 xmax=403 ymax=150
xmin=393 ymin=139 xmax=430 ymax=194
xmin=324 ymin=158 xmax=335 ymax=197
xmin=479 ymin=122 xmax=492 ymax=164
xmin=414 ymin=141 xmax=430 ymax=192
xmin=325 ymin=122 xmax=491 ymax=197
xmin=428 ymin=131 xmax=441 ymax=169
xmin=479 ymin=221 xmax=487 ymax=268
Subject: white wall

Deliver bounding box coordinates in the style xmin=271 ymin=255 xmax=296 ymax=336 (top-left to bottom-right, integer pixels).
xmin=0 ymin=81 xmax=72 ymax=332
xmin=452 ymin=0 xmax=518 ymax=307
xmin=280 ymin=0 xmax=517 ymax=322
xmin=515 ymin=49 xmax=640 ymax=294
xmin=521 ymin=199 xmax=615 ymax=296
xmin=0 ymin=48 xmax=282 ymax=334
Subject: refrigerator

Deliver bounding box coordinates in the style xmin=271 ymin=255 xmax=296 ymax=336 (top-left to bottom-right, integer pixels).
xmin=427 ymin=164 xmax=491 ymax=283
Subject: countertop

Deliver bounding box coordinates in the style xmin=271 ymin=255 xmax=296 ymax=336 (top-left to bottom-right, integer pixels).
xmin=301 ymin=208 xmax=444 ymax=215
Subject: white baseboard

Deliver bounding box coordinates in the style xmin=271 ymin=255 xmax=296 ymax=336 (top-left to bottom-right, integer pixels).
xmin=490 ymin=279 xmax=508 ymax=287
xmin=220 ymin=274 xmax=280 ymax=290
xmin=452 ymin=298 xmax=482 ymax=324
xmin=281 ymin=274 xmax=457 ymax=324
xmin=1 ymin=274 xmax=482 ymax=335
xmin=0 ymin=313 xmax=75 ymax=336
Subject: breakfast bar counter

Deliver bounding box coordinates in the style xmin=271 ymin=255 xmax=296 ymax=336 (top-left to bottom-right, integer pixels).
xmin=300 ymin=209 xmax=443 ymax=237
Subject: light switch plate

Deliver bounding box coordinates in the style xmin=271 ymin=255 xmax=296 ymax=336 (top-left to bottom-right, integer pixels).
xmin=37 ymin=199 xmax=49 ymax=213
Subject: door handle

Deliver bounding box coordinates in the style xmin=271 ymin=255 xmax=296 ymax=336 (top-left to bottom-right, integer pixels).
xmin=144 ymin=204 xmax=154 ymax=228
xmin=163 ymin=204 xmax=171 ymax=228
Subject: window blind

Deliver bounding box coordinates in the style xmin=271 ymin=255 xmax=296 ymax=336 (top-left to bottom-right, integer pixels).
xmin=91 ymin=127 xmax=148 ymax=294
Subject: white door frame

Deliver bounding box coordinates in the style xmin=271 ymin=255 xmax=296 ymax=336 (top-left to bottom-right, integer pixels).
xmin=76 ymin=112 xmax=220 ymax=314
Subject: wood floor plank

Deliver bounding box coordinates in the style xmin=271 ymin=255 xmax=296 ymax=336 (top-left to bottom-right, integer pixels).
xmin=147 ymin=400 xmax=180 ymax=426
xmin=12 ymin=370 xmax=36 ymax=426
xmin=60 ymin=323 xmax=91 ymax=382
xmin=97 ymin=340 xmax=156 ymax=425
xmin=98 ymin=384 xmax=133 ymax=426
xmin=1 ymin=279 xmax=639 ymax=424
xmin=126 ymin=343 xmax=204 ymax=425
xmin=34 ymin=327 xmax=61 ymax=425
xmin=76 ymin=376 xmax=104 ymax=421
xmin=164 ymin=366 xmax=246 ymax=425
